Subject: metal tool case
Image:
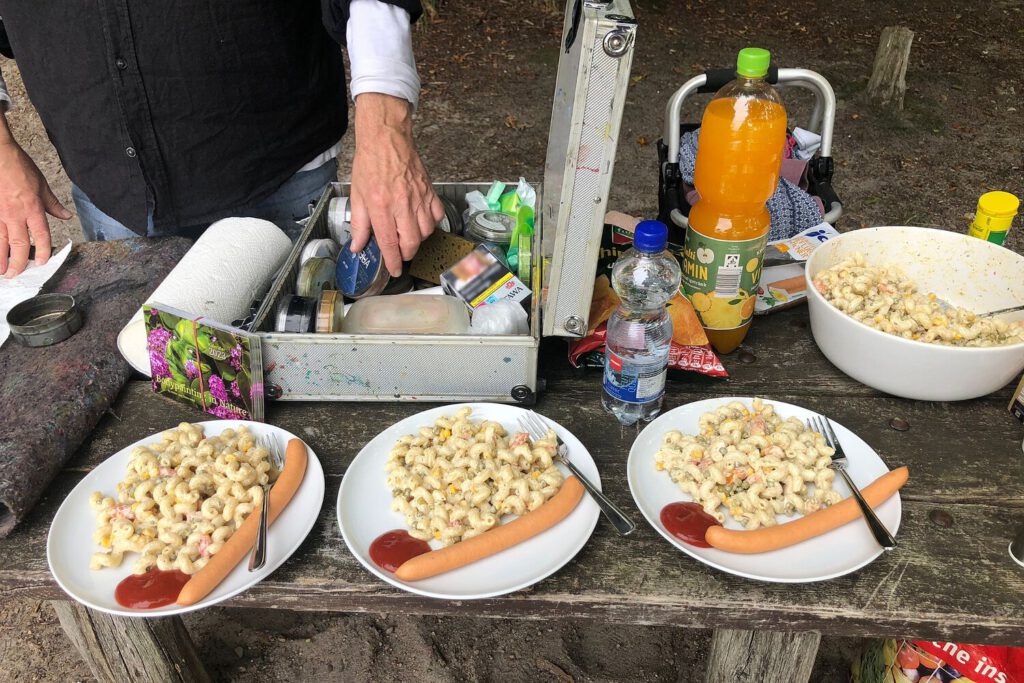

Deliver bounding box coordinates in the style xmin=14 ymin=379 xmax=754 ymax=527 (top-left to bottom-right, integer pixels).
xmin=252 ymin=0 xmax=636 ymax=403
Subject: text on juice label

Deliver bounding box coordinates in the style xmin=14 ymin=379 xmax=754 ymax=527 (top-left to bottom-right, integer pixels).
xmin=681 ymin=228 xmax=768 ymax=330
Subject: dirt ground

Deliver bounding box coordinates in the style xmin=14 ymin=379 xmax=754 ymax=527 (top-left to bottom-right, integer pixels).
xmin=2 ymin=0 xmax=1022 ymax=681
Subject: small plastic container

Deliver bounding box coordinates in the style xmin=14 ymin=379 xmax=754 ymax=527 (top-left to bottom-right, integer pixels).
xmin=968 ymin=191 xmax=1020 ymax=246
xmin=341 ymin=294 xmax=470 ymax=335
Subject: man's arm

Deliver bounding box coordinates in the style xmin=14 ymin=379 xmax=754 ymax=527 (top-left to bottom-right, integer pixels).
xmin=324 ymin=0 xmax=441 ymax=277
xmin=0 ymin=65 xmax=73 ymax=277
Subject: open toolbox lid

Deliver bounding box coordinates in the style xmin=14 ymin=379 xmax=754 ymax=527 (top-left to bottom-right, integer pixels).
xmin=540 ymin=0 xmax=636 ymax=338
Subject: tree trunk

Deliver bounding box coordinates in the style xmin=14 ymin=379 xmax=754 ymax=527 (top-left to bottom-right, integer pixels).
xmin=867 ymin=26 xmax=915 ymax=110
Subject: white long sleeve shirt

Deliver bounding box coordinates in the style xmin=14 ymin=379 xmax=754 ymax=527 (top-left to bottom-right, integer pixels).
xmin=300 ymin=0 xmax=420 ymax=170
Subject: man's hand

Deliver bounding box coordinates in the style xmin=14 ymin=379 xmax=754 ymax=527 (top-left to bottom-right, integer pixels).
xmin=0 ymin=116 xmax=72 ymax=277
xmin=349 ymin=93 xmax=443 ymax=277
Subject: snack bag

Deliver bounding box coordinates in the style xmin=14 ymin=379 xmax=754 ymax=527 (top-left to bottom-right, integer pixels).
xmin=851 ymin=639 xmax=1024 ymax=683
xmin=569 ymin=212 xmax=727 ymax=378
xmin=755 ymin=222 xmax=839 ymax=314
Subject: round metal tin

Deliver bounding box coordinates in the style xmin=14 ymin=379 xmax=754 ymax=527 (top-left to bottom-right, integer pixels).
xmin=336 ymin=237 xmax=390 ymax=299
xmin=315 ymin=289 xmax=345 ymax=333
xmin=274 ymin=295 xmax=317 ymax=333
xmin=300 ymin=238 xmax=340 ymax=265
xmin=327 ymin=196 xmax=352 ymax=244
xmin=438 ymin=196 xmax=464 ymax=235
xmin=7 ymin=293 xmax=83 ymax=347
xmin=296 ymin=257 xmax=337 ymax=299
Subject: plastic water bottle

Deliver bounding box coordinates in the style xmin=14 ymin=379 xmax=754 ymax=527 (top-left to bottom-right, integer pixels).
xmin=602 ymin=220 xmax=682 ymax=425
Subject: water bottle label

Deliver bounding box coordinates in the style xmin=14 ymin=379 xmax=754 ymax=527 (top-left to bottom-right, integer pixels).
xmin=681 ymin=229 xmax=768 ymax=330
xmin=603 ymin=351 xmax=667 ymax=403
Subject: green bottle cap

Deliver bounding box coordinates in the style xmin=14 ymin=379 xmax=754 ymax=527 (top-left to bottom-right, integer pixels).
xmin=736 ymin=47 xmax=771 ymax=78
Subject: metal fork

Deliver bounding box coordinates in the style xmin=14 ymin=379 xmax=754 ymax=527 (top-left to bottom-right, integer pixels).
xmin=808 ymin=416 xmax=897 ymax=550
xmin=519 ymin=411 xmax=636 ymax=536
xmin=249 ymin=435 xmax=286 ymax=571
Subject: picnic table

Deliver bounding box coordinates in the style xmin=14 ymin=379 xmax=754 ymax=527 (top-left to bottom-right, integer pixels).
xmin=3 ymin=304 xmax=1023 ymax=682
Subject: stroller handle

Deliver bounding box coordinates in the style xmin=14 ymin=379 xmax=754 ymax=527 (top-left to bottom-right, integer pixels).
xmin=663 ymin=68 xmax=837 ymax=159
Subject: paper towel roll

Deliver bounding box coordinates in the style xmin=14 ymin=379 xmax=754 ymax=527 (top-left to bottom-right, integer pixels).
xmin=117 ymin=217 xmax=293 ymax=376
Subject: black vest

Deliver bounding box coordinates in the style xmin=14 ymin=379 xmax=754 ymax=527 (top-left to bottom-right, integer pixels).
xmin=0 ymin=1 xmax=372 ymax=232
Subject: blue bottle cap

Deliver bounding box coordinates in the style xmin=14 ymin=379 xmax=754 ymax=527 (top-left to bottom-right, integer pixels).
xmin=633 ymin=220 xmax=668 ymax=253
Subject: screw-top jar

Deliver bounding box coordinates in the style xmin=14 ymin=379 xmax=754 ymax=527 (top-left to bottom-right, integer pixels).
xmin=465 ymin=211 xmax=515 ymax=247
xmin=968 ymin=191 xmax=1019 ymax=246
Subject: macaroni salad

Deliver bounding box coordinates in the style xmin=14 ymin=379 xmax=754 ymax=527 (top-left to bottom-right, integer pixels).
xmin=385 ymin=407 xmax=565 ymax=545
xmin=655 ymin=400 xmax=842 ymax=529
xmin=813 ymin=253 xmax=1024 ymax=347
xmin=90 ymin=423 xmax=277 ymax=575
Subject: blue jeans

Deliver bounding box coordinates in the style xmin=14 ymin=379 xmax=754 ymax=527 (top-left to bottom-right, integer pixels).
xmin=74 ymin=159 xmax=338 ymax=242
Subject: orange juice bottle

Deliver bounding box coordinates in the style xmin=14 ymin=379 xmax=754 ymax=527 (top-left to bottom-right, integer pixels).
xmin=682 ymin=48 xmax=787 ymax=354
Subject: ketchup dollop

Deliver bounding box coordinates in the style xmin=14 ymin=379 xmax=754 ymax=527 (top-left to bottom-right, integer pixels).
xmin=660 ymin=502 xmax=721 ymax=548
xmin=370 ymin=530 xmax=431 ymax=573
xmin=115 ymin=569 xmax=191 ymax=609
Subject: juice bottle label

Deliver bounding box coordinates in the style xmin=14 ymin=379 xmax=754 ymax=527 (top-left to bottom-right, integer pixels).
xmin=681 ymin=228 xmax=768 ymax=330
xmin=603 ymin=351 xmax=667 ymax=404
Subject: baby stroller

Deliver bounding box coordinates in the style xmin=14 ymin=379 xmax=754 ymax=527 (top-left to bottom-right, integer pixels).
xmin=657 ymin=67 xmax=843 ymax=243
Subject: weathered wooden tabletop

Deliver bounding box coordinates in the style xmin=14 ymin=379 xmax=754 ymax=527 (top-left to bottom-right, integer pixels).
xmin=4 ymin=305 xmax=1024 ymax=652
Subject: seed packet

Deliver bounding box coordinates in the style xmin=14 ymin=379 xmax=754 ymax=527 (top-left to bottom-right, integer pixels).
xmin=144 ymin=303 xmax=264 ymax=421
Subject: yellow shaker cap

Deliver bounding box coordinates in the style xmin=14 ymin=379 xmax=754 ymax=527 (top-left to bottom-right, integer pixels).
xmin=977 ymin=191 xmax=1020 ymax=218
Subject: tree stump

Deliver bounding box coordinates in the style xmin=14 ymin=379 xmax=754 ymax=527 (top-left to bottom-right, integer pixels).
xmin=867 ymin=26 xmax=915 ymax=110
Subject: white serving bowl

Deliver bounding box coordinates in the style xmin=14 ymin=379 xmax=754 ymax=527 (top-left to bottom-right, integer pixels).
xmin=804 ymin=226 xmax=1024 ymax=401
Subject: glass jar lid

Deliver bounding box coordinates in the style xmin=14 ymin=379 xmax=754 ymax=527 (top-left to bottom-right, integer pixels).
xmin=465 ymin=211 xmax=515 ymax=245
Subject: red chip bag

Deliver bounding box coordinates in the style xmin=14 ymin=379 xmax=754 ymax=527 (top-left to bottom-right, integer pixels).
xmin=568 ymin=213 xmax=727 ymax=379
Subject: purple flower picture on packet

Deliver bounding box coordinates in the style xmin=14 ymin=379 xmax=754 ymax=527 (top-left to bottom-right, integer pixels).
xmin=143 ymin=303 xmax=265 ymax=421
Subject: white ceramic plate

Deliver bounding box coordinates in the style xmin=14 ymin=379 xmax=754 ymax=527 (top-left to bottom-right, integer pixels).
xmin=628 ymin=397 xmax=902 ymax=583
xmin=47 ymin=421 xmax=325 ymax=617
xmin=117 ymin=317 xmax=152 ymax=377
xmin=337 ymin=403 xmax=601 ymax=599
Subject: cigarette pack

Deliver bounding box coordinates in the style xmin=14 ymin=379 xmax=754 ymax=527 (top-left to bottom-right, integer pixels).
xmin=441 ymin=246 xmax=531 ymax=309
